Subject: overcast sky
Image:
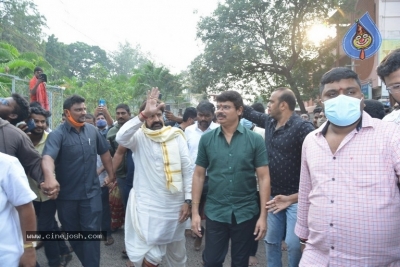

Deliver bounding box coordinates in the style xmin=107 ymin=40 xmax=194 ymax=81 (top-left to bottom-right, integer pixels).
xmin=33 ymin=0 xmax=219 ymax=73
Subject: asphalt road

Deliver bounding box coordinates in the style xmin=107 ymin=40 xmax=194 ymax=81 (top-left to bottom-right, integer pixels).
xmin=36 ymin=228 xmax=288 ymax=266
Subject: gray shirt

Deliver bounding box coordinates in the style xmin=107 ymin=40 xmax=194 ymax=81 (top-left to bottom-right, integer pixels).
xmin=43 ymin=121 xmax=110 ymax=200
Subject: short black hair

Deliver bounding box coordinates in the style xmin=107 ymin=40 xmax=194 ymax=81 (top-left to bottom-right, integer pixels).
xmin=29 ymin=101 xmax=42 ymax=108
xmin=251 ymin=102 xmax=265 ymax=113
xmin=10 ymin=93 xmax=30 ymax=125
xmin=364 ymin=99 xmax=385 ymax=119
xmin=377 ymin=49 xmax=400 ymax=84
xmin=34 ymin=66 xmax=43 ymax=73
xmin=116 ymin=103 xmax=130 ymax=114
xmin=313 ymin=107 xmax=322 ymax=114
xmin=85 ymin=113 xmax=95 ymax=123
xmin=96 ymin=112 xmax=104 ymax=118
xmin=196 ymin=101 xmax=215 ymax=114
xmin=30 ymin=106 xmax=51 ymax=118
xmin=215 ymin=90 xmax=243 ymax=110
xmin=319 ymin=67 xmax=361 ymax=93
xmin=182 ymin=107 xmax=197 ymax=122
xmin=63 ymin=95 xmax=85 ymax=110
xmin=275 ymin=87 xmax=296 ymax=111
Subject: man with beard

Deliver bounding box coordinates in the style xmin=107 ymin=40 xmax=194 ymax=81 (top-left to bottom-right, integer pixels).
xmin=42 ymin=95 xmax=115 ymax=267
xmin=185 ymin=101 xmax=218 ymax=251
xmin=28 ymin=106 xmax=73 ymax=267
xmin=0 ymin=94 xmax=58 ymax=197
xmin=242 ymin=88 xmax=314 ymax=267
xmin=295 ymin=67 xmax=400 ymax=266
xmin=106 ymin=104 xmax=132 ymax=208
xmin=116 ymin=88 xmax=192 ymax=267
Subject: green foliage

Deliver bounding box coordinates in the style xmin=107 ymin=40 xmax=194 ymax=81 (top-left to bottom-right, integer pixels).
xmin=66 ymin=42 xmax=111 ymax=80
xmin=0 ymin=0 xmax=46 ymax=55
xmin=130 ymin=62 xmax=184 ymax=110
xmin=45 ymin=34 xmax=70 ymax=81
xmin=0 ymin=42 xmax=52 ymax=79
xmin=190 ymin=0 xmax=343 ymax=112
xmin=111 ymin=41 xmax=150 ymax=77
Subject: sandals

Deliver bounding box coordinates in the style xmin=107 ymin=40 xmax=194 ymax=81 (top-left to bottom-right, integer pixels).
xmin=104 ymin=236 xmax=115 ymax=246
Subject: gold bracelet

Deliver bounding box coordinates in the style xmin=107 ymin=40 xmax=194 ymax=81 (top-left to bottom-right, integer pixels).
xmin=192 ymin=202 xmax=200 ymax=204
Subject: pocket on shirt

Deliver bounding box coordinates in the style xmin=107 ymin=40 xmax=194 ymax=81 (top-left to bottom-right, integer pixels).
xmin=61 ymin=144 xmax=82 ymax=161
xmin=349 ymin=154 xmax=394 ymax=196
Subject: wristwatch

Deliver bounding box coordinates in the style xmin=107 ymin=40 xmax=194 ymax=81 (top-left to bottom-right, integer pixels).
xmin=184 ymin=199 xmax=192 ymax=207
xmin=24 ymin=241 xmax=37 ymax=249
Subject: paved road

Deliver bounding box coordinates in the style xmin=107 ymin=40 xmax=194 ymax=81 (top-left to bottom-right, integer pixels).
xmin=36 ymin=228 xmax=288 ymax=266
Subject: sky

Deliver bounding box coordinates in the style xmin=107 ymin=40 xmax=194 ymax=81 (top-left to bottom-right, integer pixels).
xmin=33 ymin=0 xmax=220 ymax=73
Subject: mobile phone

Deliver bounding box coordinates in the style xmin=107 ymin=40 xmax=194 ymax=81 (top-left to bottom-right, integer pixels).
xmin=26 ymin=119 xmax=36 ymax=132
xmin=98 ymin=99 xmax=106 ymax=107
xmin=158 ymin=93 xmax=162 ymax=100
xmin=165 ymin=104 xmax=171 ymax=111
xmin=38 ymin=73 xmax=47 ymax=82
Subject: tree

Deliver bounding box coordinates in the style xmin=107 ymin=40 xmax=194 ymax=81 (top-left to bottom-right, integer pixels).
xmin=0 ymin=42 xmax=52 ymax=97
xmin=45 ymin=34 xmax=70 ymax=81
xmin=130 ymin=62 xmax=183 ymax=110
xmin=0 ymin=0 xmax=47 ymax=55
xmin=190 ymin=0 xmax=344 ymax=112
xmin=66 ymin=42 xmax=111 ymax=80
xmin=110 ymin=41 xmax=150 ymax=77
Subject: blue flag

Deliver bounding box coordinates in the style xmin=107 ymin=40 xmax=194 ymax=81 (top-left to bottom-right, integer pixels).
xmin=342 ymin=12 xmax=382 ymax=60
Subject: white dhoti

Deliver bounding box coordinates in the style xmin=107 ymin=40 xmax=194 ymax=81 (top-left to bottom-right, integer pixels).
xmin=125 ymin=189 xmax=187 ymax=267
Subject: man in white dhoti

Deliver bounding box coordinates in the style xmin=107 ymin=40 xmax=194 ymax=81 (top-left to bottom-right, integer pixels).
xmin=116 ymin=87 xmax=192 ymax=267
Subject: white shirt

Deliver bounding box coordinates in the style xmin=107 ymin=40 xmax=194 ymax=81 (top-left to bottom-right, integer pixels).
xmin=383 ymin=109 xmax=400 ymax=124
xmin=0 ymin=153 xmax=36 ymax=266
xmin=185 ymin=121 xmax=219 ymax=172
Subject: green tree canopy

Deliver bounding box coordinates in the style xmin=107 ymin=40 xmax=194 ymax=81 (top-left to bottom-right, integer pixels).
xmin=111 ymin=41 xmax=150 ymax=77
xmin=66 ymin=42 xmax=111 ymax=80
xmin=190 ymin=0 xmax=345 ymax=112
xmin=0 ymin=0 xmax=47 ymax=55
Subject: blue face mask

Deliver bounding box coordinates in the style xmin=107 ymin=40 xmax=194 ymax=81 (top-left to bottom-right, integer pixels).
xmin=240 ymin=118 xmax=253 ymax=129
xmin=96 ymin=119 xmax=107 ymax=128
xmin=323 ymin=95 xmax=362 ymax=127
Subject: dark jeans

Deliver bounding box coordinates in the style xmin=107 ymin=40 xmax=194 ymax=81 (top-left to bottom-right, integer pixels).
xmin=56 ymin=194 xmax=102 ymax=267
xmin=33 ymin=200 xmax=70 ymax=267
xmin=203 ymin=214 xmax=258 ymax=267
xmin=101 ymin=187 xmax=112 ymax=237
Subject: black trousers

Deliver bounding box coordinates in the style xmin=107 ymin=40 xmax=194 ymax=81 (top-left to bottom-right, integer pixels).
xmin=203 ymin=213 xmax=258 ymax=267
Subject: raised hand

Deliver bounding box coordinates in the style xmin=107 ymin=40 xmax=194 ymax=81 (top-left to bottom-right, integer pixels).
xmin=142 ymin=87 xmax=164 ymax=118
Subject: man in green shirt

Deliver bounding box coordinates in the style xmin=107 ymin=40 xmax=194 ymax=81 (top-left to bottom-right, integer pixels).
xmin=191 ymin=90 xmax=271 ymax=267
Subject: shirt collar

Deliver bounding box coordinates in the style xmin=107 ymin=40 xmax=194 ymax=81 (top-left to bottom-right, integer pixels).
xmin=216 ymin=121 xmax=244 ymax=135
xmin=37 ymin=131 xmax=48 ymax=146
xmin=195 ymin=121 xmax=218 ymax=132
xmin=316 ymin=111 xmax=373 ymax=136
xmin=271 ymin=112 xmax=297 ymax=127
xmin=65 ymin=120 xmax=86 ymax=132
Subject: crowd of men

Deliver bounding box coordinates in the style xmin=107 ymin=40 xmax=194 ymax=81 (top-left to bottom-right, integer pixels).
xmin=1 ymin=48 xmax=400 ymax=267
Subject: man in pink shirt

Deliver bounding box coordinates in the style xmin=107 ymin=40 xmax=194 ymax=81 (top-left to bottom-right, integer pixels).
xmin=295 ymin=67 xmax=400 ymax=266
